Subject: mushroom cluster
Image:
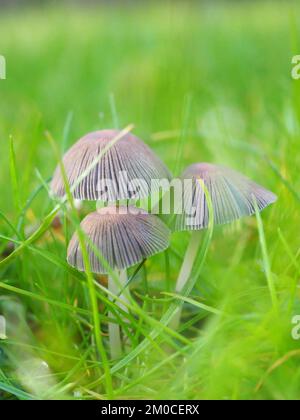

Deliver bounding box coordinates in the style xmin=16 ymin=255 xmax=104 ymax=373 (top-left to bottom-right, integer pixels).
xmin=51 ymin=128 xmax=277 ymax=355
xmin=51 ymin=129 xmax=172 ymax=358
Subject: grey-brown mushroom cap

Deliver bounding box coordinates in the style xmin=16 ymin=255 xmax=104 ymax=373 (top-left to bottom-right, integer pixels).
xmin=51 ymin=130 xmax=172 ymax=201
xmin=175 ymin=163 xmax=277 ymax=231
xmin=67 ymin=206 xmax=171 ymax=274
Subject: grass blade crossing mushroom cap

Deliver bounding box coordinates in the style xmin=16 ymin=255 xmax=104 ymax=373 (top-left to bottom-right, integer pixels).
xmin=67 ymin=206 xmax=171 ymax=274
xmin=176 ymin=163 xmax=277 ymax=231
xmin=51 ymin=130 xmax=171 ymax=201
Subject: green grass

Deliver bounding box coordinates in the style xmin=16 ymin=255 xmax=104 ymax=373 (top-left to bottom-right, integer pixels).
xmin=0 ymin=1 xmax=300 ymax=400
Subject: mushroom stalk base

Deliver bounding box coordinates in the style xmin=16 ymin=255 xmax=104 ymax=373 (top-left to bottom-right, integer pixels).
xmin=170 ymin=231 xmax=202 ymax=330
xmin=108 ymin=270 xmax=128 ymax=359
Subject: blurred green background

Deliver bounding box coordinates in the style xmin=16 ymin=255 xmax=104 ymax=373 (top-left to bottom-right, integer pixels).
xmin=0 ymin=0 xmax=300 ymax=400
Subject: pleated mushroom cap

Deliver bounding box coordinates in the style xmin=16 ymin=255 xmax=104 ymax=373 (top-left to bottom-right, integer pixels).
xmin=175 ymin=163 xmax=277 ymax=231
xmin=67 ymin=206 xmax=171 ymax=274
xmin=51 ymin=130 xmax=171 ymax=201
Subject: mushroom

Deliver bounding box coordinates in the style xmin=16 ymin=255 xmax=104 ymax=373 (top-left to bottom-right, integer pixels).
xmin=171 ymin=162 xmax=277 ymax=328
xmin=51 ymin=129 xmax=171 ymax=202
xmin=67 ymin=205 xmax=171 ymax=358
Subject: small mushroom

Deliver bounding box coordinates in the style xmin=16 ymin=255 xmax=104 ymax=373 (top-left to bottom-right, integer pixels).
xmin=171 ymin=162 xmax=277 ymax=328
xmin=67 ymin=206 xmax=170 ymax=273
xmin=175 ymin=163 xmax=277 ymax=230
xmin=67 ymin=205 xmax=171 ymax=358
xmin=51 ymin=129 xmax=171 ymax=202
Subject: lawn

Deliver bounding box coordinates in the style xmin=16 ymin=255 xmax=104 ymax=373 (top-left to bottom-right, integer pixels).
xmin=0 ymin=0 xmax=300 ymax=400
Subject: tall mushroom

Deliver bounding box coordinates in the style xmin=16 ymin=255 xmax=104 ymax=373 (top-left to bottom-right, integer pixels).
xmin=67 ymin=205 xmax=170 ymax=358
xmin=171 ymin=163 xmax=277 ymax=328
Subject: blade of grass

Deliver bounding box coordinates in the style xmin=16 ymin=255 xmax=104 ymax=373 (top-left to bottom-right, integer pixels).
xmin=0 ymin=281 xmax=93 ymax=318
xmin=9 ymin=135 xmax=22 ymax=214
xmin=162 ymin=292 xmax=224 ymax=316
xmin=0 ymin=205 xmax=60 ymax=269
xmin=254 ymin=197 xmax=279 ymax=311
xmin=0 ymin=210 xmax=21 ymax=239
xmin=17 ymin=179 xmax=49 ymax=235
xmin=0 ymin=382 xmax=36 ymax=400
xmin=62 ymin=111 xmax=74 ymax=152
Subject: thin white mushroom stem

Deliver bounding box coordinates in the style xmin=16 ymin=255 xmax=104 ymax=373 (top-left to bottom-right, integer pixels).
xmin=175 ymin=231 xmax=202 ymax=292
xmin=170 ymin=231 xmax=202 ymax=330
xmin=108 ymin=269 xmax=129 ymax=359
